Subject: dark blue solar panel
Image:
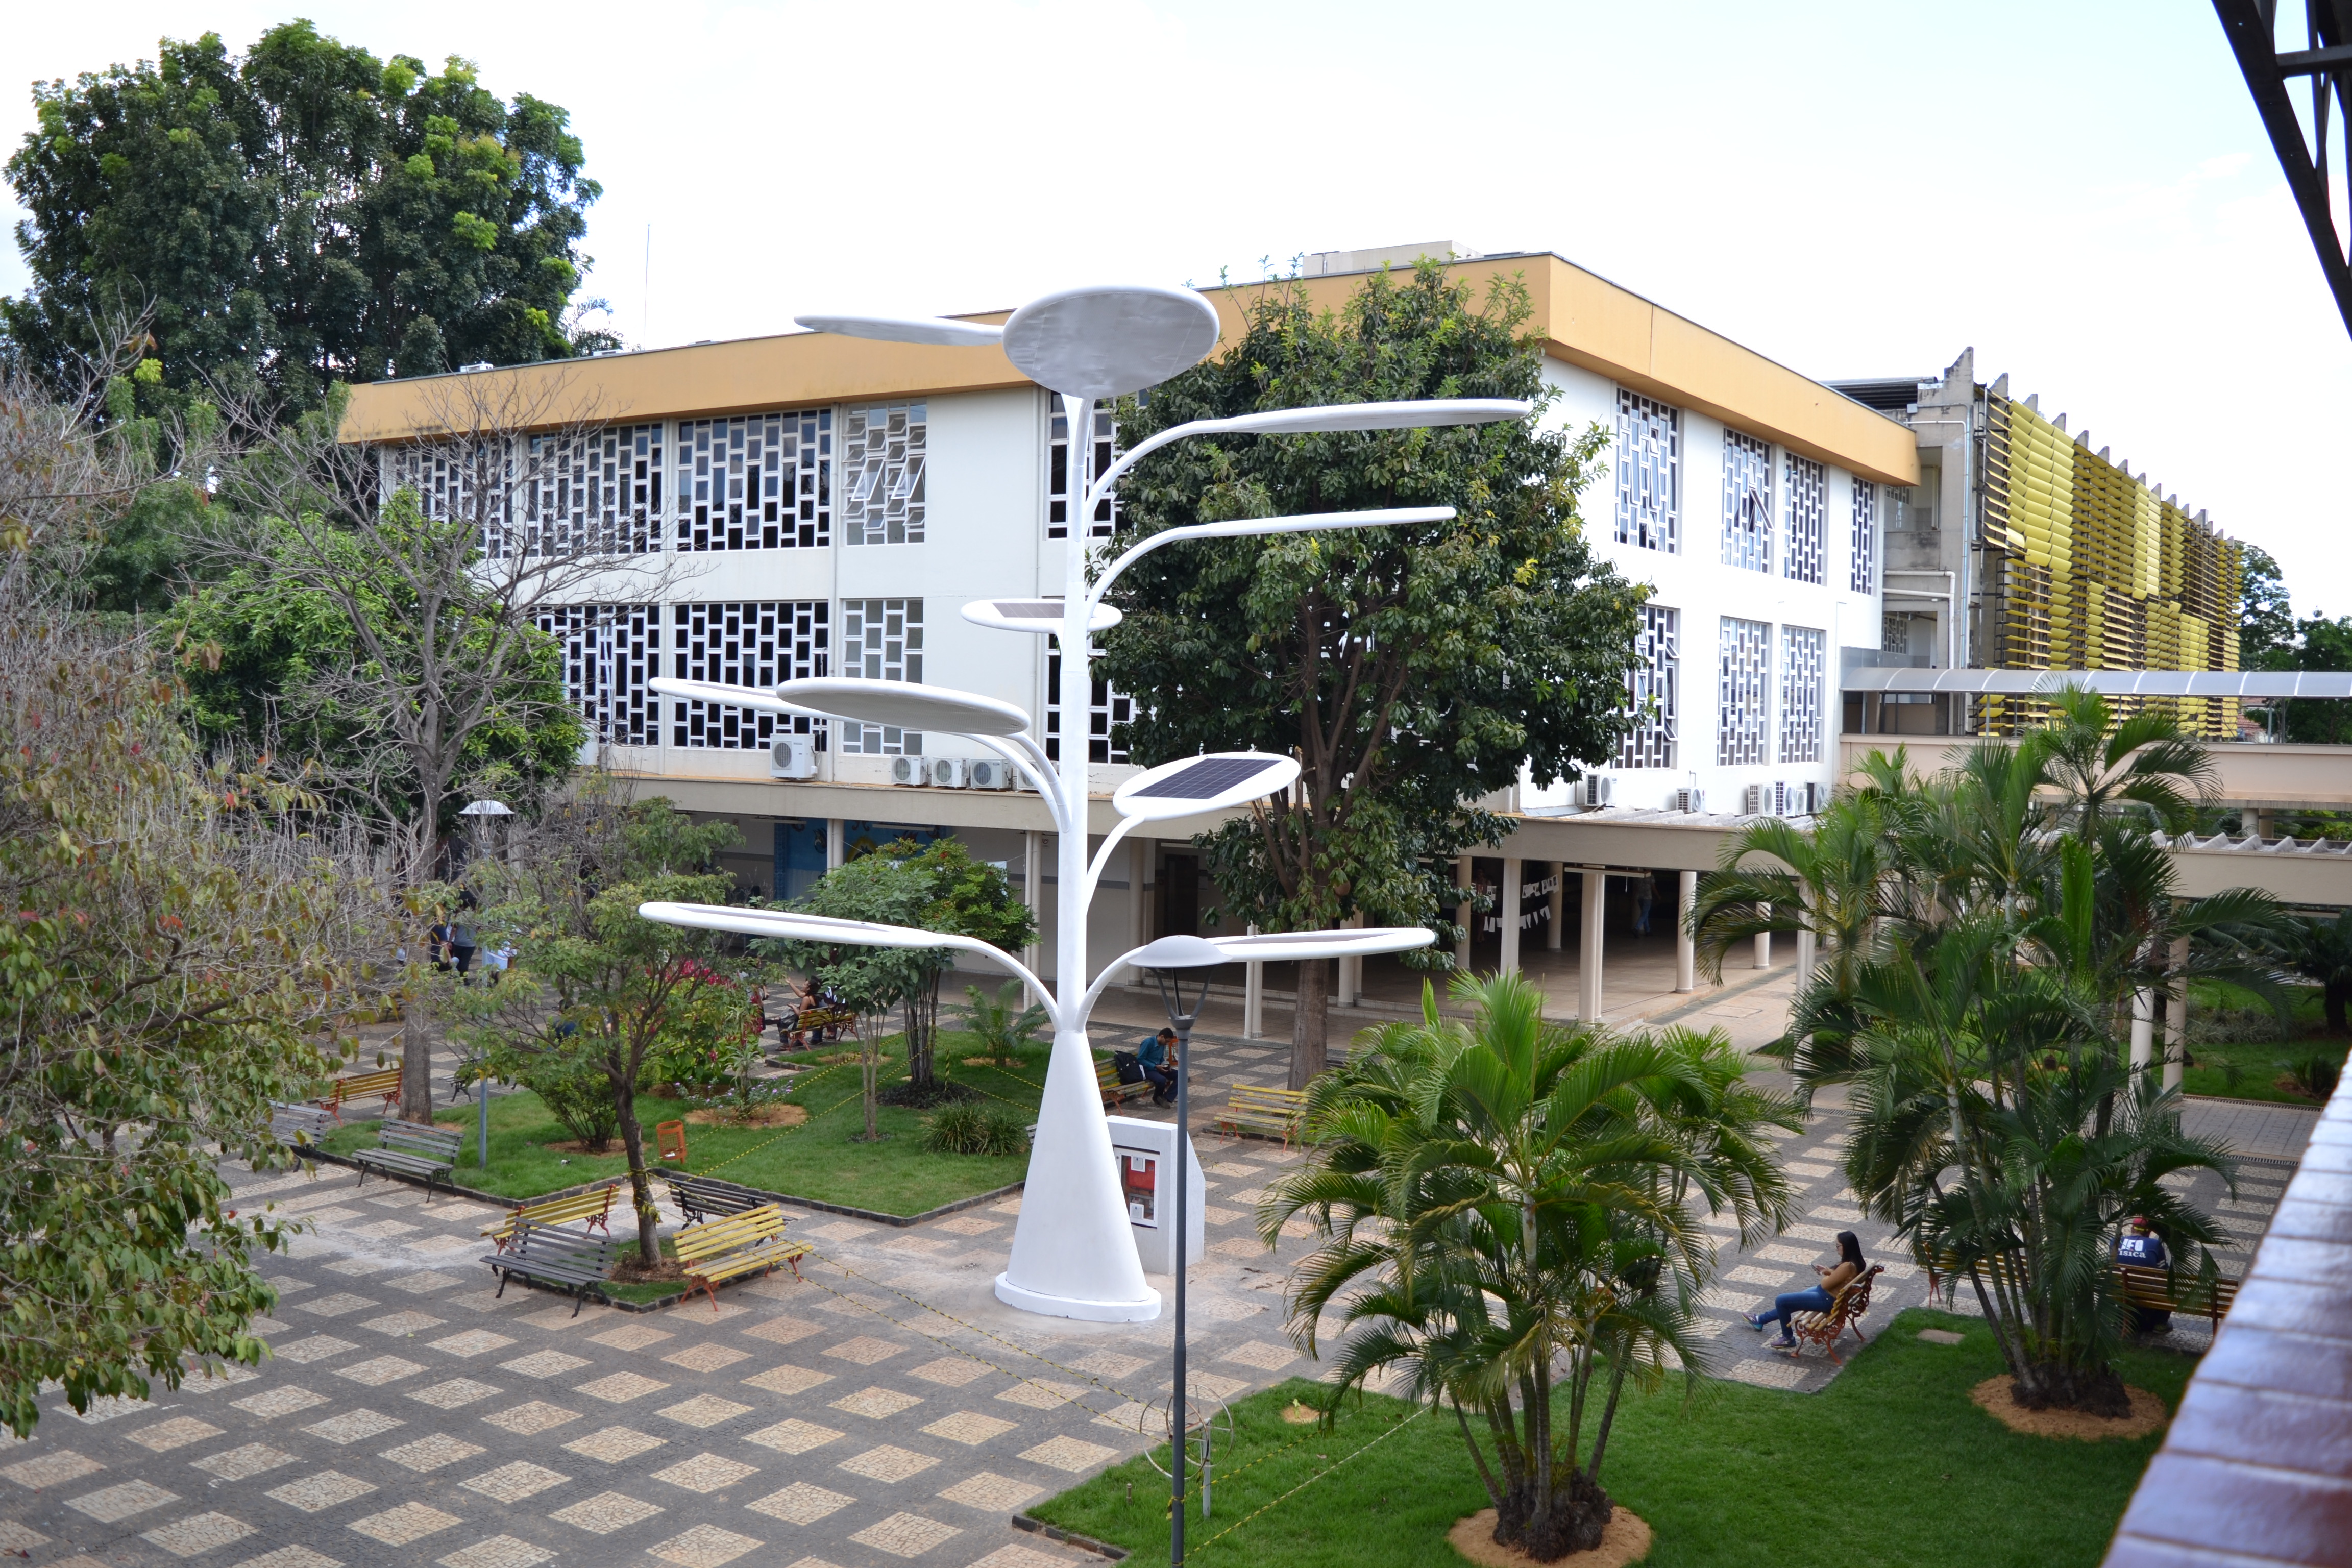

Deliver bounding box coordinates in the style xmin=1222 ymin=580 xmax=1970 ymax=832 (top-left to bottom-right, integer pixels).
xmin=1133 ymin=756 xmax=1284 ymax=800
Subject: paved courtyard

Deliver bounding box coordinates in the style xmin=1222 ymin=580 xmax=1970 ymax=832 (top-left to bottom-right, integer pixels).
xmin=2 ymin=994 xmax=2316 ymax=1567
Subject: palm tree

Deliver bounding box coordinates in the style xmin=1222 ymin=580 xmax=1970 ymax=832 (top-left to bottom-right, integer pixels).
xmin=2036 ymin=683 xmax=2216 ymax=835
xmin=1263 ymin=974 xmax=1794 ymax=1560
xmin=2276 ymin=908 xmax=2352 ymax=1037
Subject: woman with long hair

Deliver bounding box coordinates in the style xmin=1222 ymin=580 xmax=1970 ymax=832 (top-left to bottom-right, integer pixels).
xmin=1744 ymin=1231 xmax=1866 ymax=1350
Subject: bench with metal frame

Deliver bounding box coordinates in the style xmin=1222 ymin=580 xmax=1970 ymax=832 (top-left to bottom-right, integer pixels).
xmin=481 ymin=1220 xmax=619 ymax=1316
xmin=1214 ymin=1084 xmax=1309 ymax=1147
xmin=663 ymin=1172 xmax=771 ymax=1227
xmin=1779 ymin=1264 xmax=1886 ymax=1364
xmin=271 ymin=1102 xmax=335 ymax=1146
xmin=482 ymin=1181 xmax=624 ymax=1253
xmin=2117 ymin=1262 xmax=2241 ymax=1334
xmin=320 ymin=1065 xmax=402 ymax=1123
xmin=671 ymin=1203 xmax=812 ymax=1310
xmin=350 ymin=1118 xmax=463 ymax=1200
xmin=1096 ymin=1058 xmax=1154 ymax=1111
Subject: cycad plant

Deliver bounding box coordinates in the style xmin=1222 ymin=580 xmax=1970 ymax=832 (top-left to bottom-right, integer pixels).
xmin=948 ymin=981 xmax=1047 ymax=1065
xmin=1695 ymin=687 xmax=2287 ymax=1414
xmin=1263 ymin=974 xmax=1795 ymax=1560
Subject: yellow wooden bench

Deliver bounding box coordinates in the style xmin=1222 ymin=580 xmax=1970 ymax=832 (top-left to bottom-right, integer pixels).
xmin=2117 ymin=1263 xmax=2241 ymax=1334
xmin=321 ymin=1065 xmax=402 ymax=1122
xmin=671 ymin=1203 xmax=812 ymax=1311
xmin=1096 ymin=1058 xmax=1154 ymax=1111
xmin=481 ymin=1181 xmax=624 ymax=1254
xmin=1215 ymin=1084 xmax=1309 ymax=1147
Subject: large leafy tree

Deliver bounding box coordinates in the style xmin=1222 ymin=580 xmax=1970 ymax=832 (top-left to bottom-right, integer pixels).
xmin=3 ymin=20 xmax=610 ymax=419
xmin=1100 ymin=265 xmax=1644 ymax=1085
xmin=2237 ymin=545 xmax=2294 ymax=670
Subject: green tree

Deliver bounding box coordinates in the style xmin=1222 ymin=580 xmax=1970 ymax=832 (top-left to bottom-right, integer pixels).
xmin=2277 ymin=908 xmax=2352 ymax=1036
xmin=0 ymin=614 xmax=389 ymax=1436
xmin=1100 ymin=264 xmax=1644 ymax=1086
xmin=2278 ymin=615 xmax=2352 ymax=744
xmin=3 ymin=20 xmax=610 ymax=420
xmin=450 ymin=787 xmax=744 ymax=1259
xmin=2238 ymin=545 xmax=2294 ymax=670
xmin=1266 ymin=974 xmax=1793 ymax=1561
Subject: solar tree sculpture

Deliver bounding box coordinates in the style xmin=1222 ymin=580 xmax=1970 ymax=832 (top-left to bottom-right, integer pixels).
xmin=638 ymin=284 xmax=1525 ymax=1326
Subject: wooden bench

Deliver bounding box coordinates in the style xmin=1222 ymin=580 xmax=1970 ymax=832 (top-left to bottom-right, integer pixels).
xmin=481 ymin=1220 xmax=619 ymax=1317
xmin=663 ymin=1172 xmax=771 ymax=1227
xmin=481 ymin=1181 xmax=624 ymax=1253
xmin=320 ymin=1065 xmax=403 ymax=1123
xmin=271 ymin=1102 xmax=334 ymax=1145
xmin=780 ymin=1006 xmax=856 ymax=1049
xmin=350 ymin=1119 xmax=463 ymax=1200
xmin=1781 ymin=1264 xmax=1885 ymax=1364
xmin=672 ymin=1203 xmax=812 ymax=1310
xmin=1215 ymin=1084 xmax=1309 ymax=1147
xmin=2117 ymin=1262 xmax=2241 ymax=1334
xmin=1096 ymin=1059 xmax=1154 ymax=1111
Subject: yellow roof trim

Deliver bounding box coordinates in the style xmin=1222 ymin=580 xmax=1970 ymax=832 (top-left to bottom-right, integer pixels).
xmin=339 ymin=254 xmax=1918 ymax=485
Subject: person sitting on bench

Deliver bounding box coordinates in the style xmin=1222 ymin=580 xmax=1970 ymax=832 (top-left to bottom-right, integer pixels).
xmin=1137 ymin=1028 xmax=1180 ymax=1107
xmin=1745 ymin=1231 xmax=1866 ymax=1349
xmin=2114 ymin=1215 xmax=2172 ymax=1333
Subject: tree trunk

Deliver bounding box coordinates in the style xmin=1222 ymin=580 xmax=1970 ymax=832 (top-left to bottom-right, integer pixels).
xmin=399 ymin=1009 xmax=433 ymax=1122
xmin=1289 ymin=958 xmax=1330 ymax=1089
xmin=906 ymin=978 xmax=939 ymax=1090
xmin=613 ymin=1075 xmax=660 ymax=1261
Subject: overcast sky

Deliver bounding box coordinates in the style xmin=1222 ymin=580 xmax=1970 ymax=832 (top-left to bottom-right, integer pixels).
xmin=5 ymin=3 xmax=2346 ymax=619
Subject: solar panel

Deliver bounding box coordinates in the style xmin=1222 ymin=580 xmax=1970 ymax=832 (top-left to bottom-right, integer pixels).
xmin=992 ymin=600 xmax=1066 ymax=619
xmin=1133 ymin=756 xmax=1285 ymax=800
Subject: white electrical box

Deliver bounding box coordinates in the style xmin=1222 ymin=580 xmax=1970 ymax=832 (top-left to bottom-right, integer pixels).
xmin=769 ymin=733 xmax=816 ymax=779
xmin=1104 ymin=1114 xmax=1205 ymax=1276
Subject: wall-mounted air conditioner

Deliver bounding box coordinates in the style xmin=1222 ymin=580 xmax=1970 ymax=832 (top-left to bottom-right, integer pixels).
xmin=967 ymin=757 xmax=1016 ymax=791
xmin=1742 ymin=782 xmax=1765 ymax=815
xmin=1772 ymin=780 xmax=1791 ymax=817
xmin=1674 ymin=787 xmax=1706 ymax=814
xmin=1803 ymin=781 xmax=1826 ymax=815
xmin=769 ymin=733 xmax=816 ymax=780
xmin=1578 ymin=775 xmax=1614 ymax=807
xmin=927 ymin=757 xmax=970 ymax=789
xmin=890 ymin=755 xmax=924 ymax=786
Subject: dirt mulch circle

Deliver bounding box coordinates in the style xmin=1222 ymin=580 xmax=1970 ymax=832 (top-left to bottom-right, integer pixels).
xmin=1279 ymin=1402 xmax=1318 ymax=1426
xmin=543 ymin=1140 xmax=621 ymax=1156
xmin=1449 ymin=1508 xmax=1651 ymax=1568
xmin=683 ymin=1104 xmax=808 ymax=1129
xmin=1969 ymin=1376 xmax=2167 ymax=1440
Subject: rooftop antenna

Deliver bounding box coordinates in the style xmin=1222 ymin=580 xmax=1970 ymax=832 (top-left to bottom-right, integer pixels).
xmin=642 ymin=224 xmax=651 ymax=348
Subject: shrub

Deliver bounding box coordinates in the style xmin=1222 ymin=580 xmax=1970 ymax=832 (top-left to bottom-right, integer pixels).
xmin=923 ymin=1103 xmax=1029 ymax=1157
xmin=527 ymin=1056 xmax=621 ymax=1152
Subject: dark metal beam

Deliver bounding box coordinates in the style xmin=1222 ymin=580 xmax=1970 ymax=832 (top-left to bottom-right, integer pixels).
xmin=2213 ymin=0 xmax=2352 ymax=337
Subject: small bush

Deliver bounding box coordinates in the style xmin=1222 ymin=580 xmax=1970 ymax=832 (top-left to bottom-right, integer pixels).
xmin=2277 ymin=1052 xmax=2344 ymax=1102
xmin=528 ymin=1057 xmax=620 ymax=1151
xmin=923 ymin=1103 xmax=1030 ymax=1156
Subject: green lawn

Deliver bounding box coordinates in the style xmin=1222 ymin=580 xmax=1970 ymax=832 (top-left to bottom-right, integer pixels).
xmin=1029 ymin=1310 xmax=2192 ymax=1568
xmin=2179 ymin=982 xmax=2344 ymax=1105
xmin=323 ymin=1033 xmax=1050 ymax=1216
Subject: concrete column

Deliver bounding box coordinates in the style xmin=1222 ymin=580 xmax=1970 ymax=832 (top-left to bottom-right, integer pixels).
xmin=1545 ymin=861 xmax=1564 ymax=951
xmin=1499 ymin=857 xmax=1523 ymax=976
xmin=1455 ymin=855 xmax=1473 ymax=971
xmin=1579 ymin=868 xmax=1605 ymax=1023
xmin=1336 ymin=912 xmax=1362 ymax=1007
xmin=1121 ymin=839 xmax=1150 ymax=984
xmin=1753 ymin=901 xmax=1772 ymax=969
xmin=1675 ymin=870 xmax=1697 ymax=993
xmin=1020 ymin=829 xmax=1043 ymax=1006
xmin=2164 ymin=934 xmax=2190 ymax=1091
xmin=1243 ymin=922 xmax=1263 ymax=1040
xmin=825 ymin=817 xmax=845 ymax=870
xmin=2130 ymin=985 xmax=2155 ymax=1072
xmin=1796 ymin=925 xmax=1817 ymax=985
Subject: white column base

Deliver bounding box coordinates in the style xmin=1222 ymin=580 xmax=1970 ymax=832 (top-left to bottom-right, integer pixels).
xmin=993 ymin=1272 xmax=1162 ymax=1322
xmin=997 ymin=1027 xmax=1164 ymax=1322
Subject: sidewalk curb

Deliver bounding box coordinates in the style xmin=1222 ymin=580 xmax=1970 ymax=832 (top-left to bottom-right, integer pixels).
xmin=1011 ymin=1515 xmax=1129 ymax=1560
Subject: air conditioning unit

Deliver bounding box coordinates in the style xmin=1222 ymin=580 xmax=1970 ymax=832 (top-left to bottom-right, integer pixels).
xmin=890 ymin=755 xmax=924 ymax=786
xmin=1803 ymin=781 xmax=1826 ymax=815
xmin=1578 ymin=775 xmax=1614 ymax=807
xmin=1674 ymin=787 xmax=1707 ymax=814
xmin=1742 ymin=782 xmax=1765 ymax=815
xmin=967 ymin=756 xmax=1016 ymax=791
xmin=1772 ymin=780 xmax=1791 ymax=817
xmin=927 ymin=756 xmax=970 ymax=789
xmin=768 ymin=733 xmax=816 ymax=780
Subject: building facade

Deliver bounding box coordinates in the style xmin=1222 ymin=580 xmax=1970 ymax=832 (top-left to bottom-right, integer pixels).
xmin=343 ymin=251 xmax=1919 ymax=986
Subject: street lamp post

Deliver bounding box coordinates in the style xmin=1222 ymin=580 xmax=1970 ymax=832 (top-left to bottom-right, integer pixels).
xmin=640 ymin=283 xmax=1520 ymax=1326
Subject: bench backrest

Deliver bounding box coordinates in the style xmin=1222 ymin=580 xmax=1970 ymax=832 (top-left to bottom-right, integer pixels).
xmin=378 ymin=1119 xmax=462 ymax=1158
xmin=517 ymin=1183 xmax=620 ymax=1224
xmin=2116 ymin=1261 xmax=2239 ymax=1313
xmin=1229 ymin=1085 xmax=1306 ymax=1113
xmin=338 ymin=1067 xmax=403 ymax=1095
xmin=674 ymin=1204 xmax=788 ymax=1266
xmin=1832 ymin=1264 xmax=1884 ymax=1319
xmin=510 ymin=1220 xmax=618 ymax=1267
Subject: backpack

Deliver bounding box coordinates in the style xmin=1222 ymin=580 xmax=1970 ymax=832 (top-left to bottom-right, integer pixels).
xmin=1112 ymin=1050 xmax=1144 ymax=1084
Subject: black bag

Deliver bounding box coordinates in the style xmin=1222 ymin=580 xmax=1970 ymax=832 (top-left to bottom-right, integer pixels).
xmin=1113 ymin=1050 xmax=1145 ymax=1084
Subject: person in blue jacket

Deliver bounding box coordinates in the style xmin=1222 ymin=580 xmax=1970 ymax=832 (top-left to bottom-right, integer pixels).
xmin=1137 ymin=1028 xmax=1180 ymax=1106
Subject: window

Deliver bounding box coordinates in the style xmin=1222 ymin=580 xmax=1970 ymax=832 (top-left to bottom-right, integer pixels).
xmin=1851 ymin=478 xmax=1878 ymax=594
xmin=669 ymin=601 xmax=829 ymax=750
xmin=1779 ymin=624 xmax=1826 ymax=763
xmin=1784 ymin=453 xmax=1824 ymax=585
xmin=395 ymin=437 xmax=510 ymax=558
xmin=1614 ymin=391 xmax=1679 ymax=553
xmin=673 ymin=411 xmax=829 ymax=552
xmin=839 ymin=598 xmax=923 ymax=753
xmin=1046 ymin=644 xmax=1133 ymax=763
xmin=536 ymin=604 xmax=661 ymax=746
xmin=1718 ymin=616 xmax=1771 ymax=766
xmin=1619 ymin=605 xmax=1678 ymax=768
xmin=524 ymin=425 xmax=664 ymax=557
xmin=1048 ymin=394 xmax=1117 ymax=540
xmin=843 ymin=403 xmax=927 ymax=545
xmin=1721 ymin=430 xmax=1773 ymax=574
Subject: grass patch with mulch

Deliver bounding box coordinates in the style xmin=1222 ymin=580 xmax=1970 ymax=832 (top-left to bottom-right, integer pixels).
xmin=1028 ymin=1309 xmax=2193 ymax=1568
xmin=322 ymin=1032 xmax=1050 ymax=1216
